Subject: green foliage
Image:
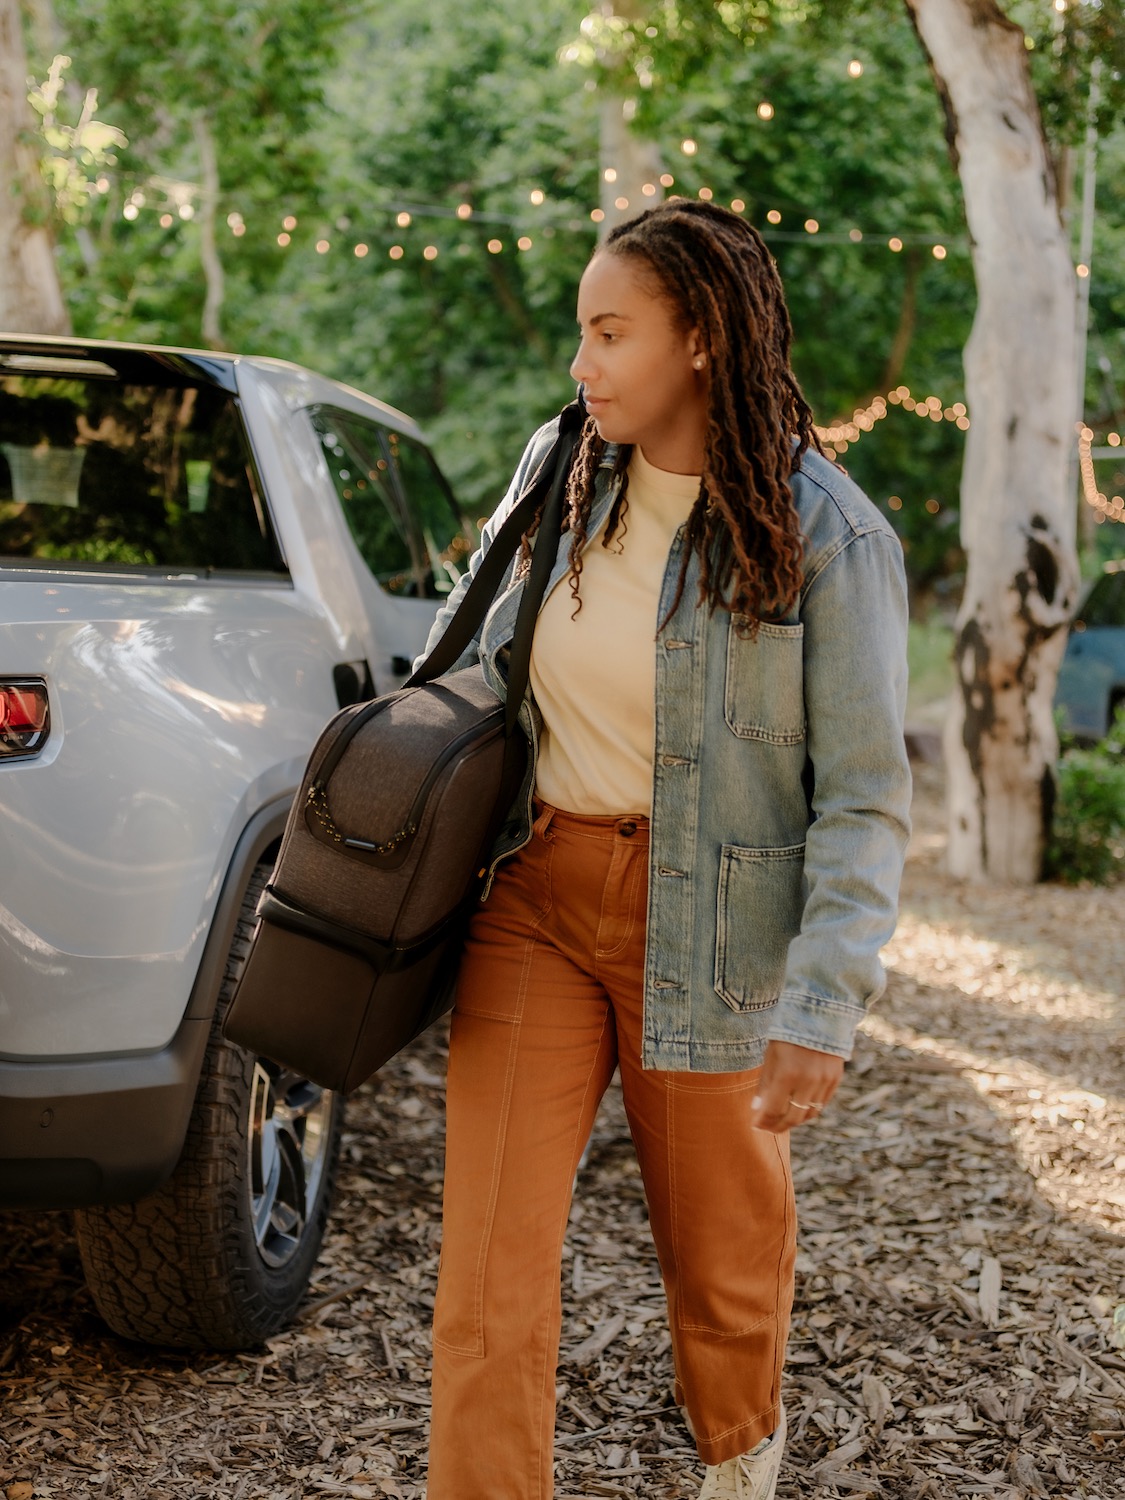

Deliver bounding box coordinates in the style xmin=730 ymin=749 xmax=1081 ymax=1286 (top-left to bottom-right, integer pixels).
xmin=35 ymin=0 xmax=350 ymax=346
xmin=29 ymin=0 xmax=1041 ymax=592
xmin=905 ymin=615 xmax=953 ymax=721
xmin=28 ymin=55 xmax=127 ymax=224
xmin=1046 ymin=708 xmax=1125 ymax=885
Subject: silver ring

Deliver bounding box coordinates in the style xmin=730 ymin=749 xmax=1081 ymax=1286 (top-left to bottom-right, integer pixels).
xmin=789 ymin=1099 xmax=823 ymax=1111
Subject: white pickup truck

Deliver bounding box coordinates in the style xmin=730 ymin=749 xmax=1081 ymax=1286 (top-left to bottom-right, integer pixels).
xmin=0 ymin=335 xmax=462 ymax=1348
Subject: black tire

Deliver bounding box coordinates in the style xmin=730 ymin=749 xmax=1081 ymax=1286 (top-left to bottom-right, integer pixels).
xmin=74 ymin=864 xmax=343 ymax=1350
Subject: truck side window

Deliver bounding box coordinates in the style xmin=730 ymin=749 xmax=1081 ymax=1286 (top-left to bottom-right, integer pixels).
xmin=0 ymin=376 xmax=282 ymax=574
xmin=308 ymin=407 xmax=464 ymax=598
xmin=1079 ymin=571 xmax=1125 ymax=629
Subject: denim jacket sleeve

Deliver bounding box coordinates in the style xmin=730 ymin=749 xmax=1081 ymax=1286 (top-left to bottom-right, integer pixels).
xmin=766 ymin=525 xmax=912 ymax=1057
xmin=413 ymin=419 xmax=561 ymax=676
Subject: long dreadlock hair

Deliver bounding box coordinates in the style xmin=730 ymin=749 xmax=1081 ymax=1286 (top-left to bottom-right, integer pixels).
xmin=530 ymin=198 xmax=822 ymax=631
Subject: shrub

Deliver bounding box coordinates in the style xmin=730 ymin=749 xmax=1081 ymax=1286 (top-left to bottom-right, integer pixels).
xmin=1046 ymin=708 xmax=1125 ymax=885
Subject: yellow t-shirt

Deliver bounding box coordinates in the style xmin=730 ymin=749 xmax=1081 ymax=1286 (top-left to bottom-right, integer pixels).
xmin=529 ymin=447 xmax=700 ymax=815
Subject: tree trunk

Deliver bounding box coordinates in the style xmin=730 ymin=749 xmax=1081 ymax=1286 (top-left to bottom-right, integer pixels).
xmin=192 ymin=113 xmax=225 ymax=350
xmin=599 ymin=95 xmax=663 ymax=237
xmin=0 ymin=0 xmax=70 ymax=334
xmin=595 ymin=0 xmax=663 ymax=238
xmin=904 ymin=0 xmax=1080 ymax=883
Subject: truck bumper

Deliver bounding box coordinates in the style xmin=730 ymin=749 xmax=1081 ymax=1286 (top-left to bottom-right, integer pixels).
xmin=0 ymin=1014 xmax=211 ymax=1207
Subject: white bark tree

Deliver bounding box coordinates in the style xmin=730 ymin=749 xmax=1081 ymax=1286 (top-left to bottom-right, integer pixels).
xmin=904 ymin=0 xmax=1081 ymax=882
xmin=0 ymin=0 xmax=70 ymax=333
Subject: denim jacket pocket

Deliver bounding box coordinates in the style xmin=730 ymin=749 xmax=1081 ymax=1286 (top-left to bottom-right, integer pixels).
xmin=724 ymin=619 xmax=806 ymax=743
xmin=714 ymin=842 xmax=807 ymax=1013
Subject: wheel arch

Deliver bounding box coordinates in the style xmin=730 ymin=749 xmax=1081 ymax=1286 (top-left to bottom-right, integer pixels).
xmin=184 ymin=792 xmax=292 ymax=1024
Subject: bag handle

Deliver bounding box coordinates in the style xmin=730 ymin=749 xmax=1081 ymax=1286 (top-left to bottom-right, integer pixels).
xmin=408 ymin=400 xmax=584 ymax=733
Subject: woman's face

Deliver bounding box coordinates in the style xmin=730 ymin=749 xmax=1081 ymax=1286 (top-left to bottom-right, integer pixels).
xmin=570 ymin=251 xmax=709 ymax=474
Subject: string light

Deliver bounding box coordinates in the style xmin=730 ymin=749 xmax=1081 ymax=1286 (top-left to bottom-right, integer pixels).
xmin=1079 ymin=426 xmax=1125 ymax=524
xmin=590 ymin=208 xmax=605 ymax=223
xmin=396 ymin=211 xmax=411 ymax=228
xmin=316 ymin=239 xmax=330 ymax=254
xmin=283 ymin=215 xmax=298 ymax=231
xmin=355 ymin=243 xmax=368 ymax=257
xmin=804 ymin=218 xmax=819 ymax=234
xmin=681 ymin=139 xmax=698 ymax=155
xmin=277 ymin=232 xmax=290 ymax=247
xmin=659 ymin=173 xmax=674 ymax=187
xmin=487 ymin=239 xmax=503 ymax=253
xmin=848 ymin=60 xmax=864 ymax=78
xmin=389 ymin=244 xmax=404 ymax=260
xmin=699 ymin=187 xmax=713 ymax=201
xmin=457 ymin=203 xmax=473 ymax=219
xmin=767 ymin=209 xmax=782 ymax=224
xmin=517 ymin=236 xmax=532 ymax=251
xmin=423 ymin=244 xmax=438 ymax=260
xmin=888 ymin=236 xmax=903 ymax=251
xmin=815 ymin=386 xmax=971 ymax=459
xmin=528 ymin=190 xmax=545 ymax=205
xmin=731 ymin=198 xmax=745 ymax=213
xmin=614 ymin=195 xmax=629 ymax=210
xmin=604 ymin=167 xmax=618 ymax=182
xmin=757 ymin=102 xmax=774 ymax=120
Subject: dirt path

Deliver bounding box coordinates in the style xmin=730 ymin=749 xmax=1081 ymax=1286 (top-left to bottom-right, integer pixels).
xmin=2 ymin=765 xmax=1123 ymax=1499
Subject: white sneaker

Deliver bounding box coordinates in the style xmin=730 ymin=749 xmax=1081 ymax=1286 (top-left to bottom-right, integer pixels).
xmin=697 ymin=1405 xmax=786 ymax=1499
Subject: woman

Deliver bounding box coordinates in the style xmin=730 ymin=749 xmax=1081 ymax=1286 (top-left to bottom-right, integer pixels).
xmin=419 ymin=198 xmax=911 ymax=1500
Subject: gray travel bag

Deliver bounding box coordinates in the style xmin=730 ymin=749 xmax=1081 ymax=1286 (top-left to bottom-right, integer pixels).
xmin=223 ymin=404 xmax=580 ymax=1092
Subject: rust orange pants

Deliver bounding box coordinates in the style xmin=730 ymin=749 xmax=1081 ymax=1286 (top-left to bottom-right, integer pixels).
xmin=427 ymin=804 xmax=796 ymax=1500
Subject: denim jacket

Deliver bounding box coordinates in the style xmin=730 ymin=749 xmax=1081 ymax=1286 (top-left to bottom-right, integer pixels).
xmin=419 ymin=419 xmax=912 ymax=1071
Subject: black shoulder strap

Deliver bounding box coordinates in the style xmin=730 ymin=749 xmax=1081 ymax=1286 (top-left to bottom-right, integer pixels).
xmin=408 ymin=403 xmax=583 ymax=718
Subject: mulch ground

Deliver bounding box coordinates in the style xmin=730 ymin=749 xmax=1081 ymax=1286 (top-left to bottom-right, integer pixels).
xmin=2 ymin=762 xmax=1123 ymax=1500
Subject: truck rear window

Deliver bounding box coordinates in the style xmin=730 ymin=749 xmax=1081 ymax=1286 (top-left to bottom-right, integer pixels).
xmin=0 ymin=375 xmax=282 ymax=574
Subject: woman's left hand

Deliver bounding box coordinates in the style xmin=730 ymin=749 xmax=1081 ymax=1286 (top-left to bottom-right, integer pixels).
xmin=748 ymin=1040 xmax=845 ymax=1134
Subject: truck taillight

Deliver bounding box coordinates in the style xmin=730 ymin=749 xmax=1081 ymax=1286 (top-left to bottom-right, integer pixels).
xmin=0 ymin=679 xmax=50 ymax=758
